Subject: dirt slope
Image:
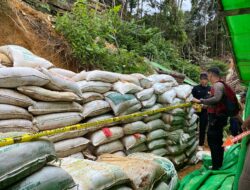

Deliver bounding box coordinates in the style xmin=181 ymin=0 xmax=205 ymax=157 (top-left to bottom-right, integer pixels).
xmin=0 ymin=0 xmax=80 ymax=71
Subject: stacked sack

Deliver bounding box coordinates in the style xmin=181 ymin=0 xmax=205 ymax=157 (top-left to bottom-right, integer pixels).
xmin=0 ymin=132 xmax=76 ymax=190
xmin=0 ymin=45 xmax=199 ymax=166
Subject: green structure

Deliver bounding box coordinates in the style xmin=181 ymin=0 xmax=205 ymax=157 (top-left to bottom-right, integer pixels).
xmin=220 ymin=0 xmax=250 ymax=189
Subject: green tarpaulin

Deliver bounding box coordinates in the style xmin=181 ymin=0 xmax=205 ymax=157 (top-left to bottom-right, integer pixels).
xmin=179 ymin=144 xmax=241 ymax=190
xmin=221 ymin=0 xmax=250 ymax=84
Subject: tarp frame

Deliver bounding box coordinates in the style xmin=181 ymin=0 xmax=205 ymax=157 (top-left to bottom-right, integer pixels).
xmin=219 ymin=0 xmax=250 ymax=85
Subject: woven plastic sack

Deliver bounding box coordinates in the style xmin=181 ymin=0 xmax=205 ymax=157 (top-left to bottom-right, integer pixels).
xmin=185 ymin=141 xmax=199 ymax=157
xmin=123 ymin=121 xmax=149 ymax=135
xmin=166 ymin=144 xmax=189 ymax=155
xmin=0 ymin=45 xmax=54 ymax=68
xmin=66 ymin=152 xmax=85 ymax=159
xmin=118 ymin=74 xmax=140 ymax=86
xmin=150 ymin=148 xmax=168 ymax=157
xmin=128 ymin=153 xmax=178 ymax=190
xmin=144 ymin=113 xmax=162 ymax=123
xmin=153 ymin=83 xmax=173 ymax=95
xmin=0 ymin=139 xmax=56 ymax=189
xmin=86 ymin=70 xmax=119 ymax=83
xmin=189 ymin=114 xmax=199 ymax=126
xmin=147 ymin=139 xmax=166 ymax=150
xmin=48 ymin=130 xmax=88 ymax=143
xmin=82 ymin=100 xmax=111 ymax=118
xmin=29 ymin=102 xmax=82 ymax=115
xmin=49 ymin=68 xmax=76 ymax=78
xmin=78 ymin=81 xmax=112 ymax=93
xmin=98 ymin=154 xmax=165 ymax=190
xmin=113 ymin=81 xmax=143 ymax=94
xmin=148 ymin=74 xmax=177 ymax=84
xmin=143 ymin=104 xmax=163 ymax=122
xmin=33 ymin=112 xmax=83 ymax=131
xmin=147 ymin=129 xmax=167 ymax=141
xmin=7 ymin=166 xmax=76 ymax=190
xmin=86 ymin=114 xmax=117 ymax=130
xmin=95 ymin=140 xmax=124 ymax=156
xmin=0 ymin=89 xmax=34 ymax=108
xmin=17 ymin=86 xmax=81 ymax=102
xmin=157 ymin=89 xmax=177 ymax=104
xmin=120 ymin=103 xmax=142 ymax=116
xmin=0 ymin=119 xmax=37 ymax=133
xmin=0 ymin=67 xmax=49 ymax=88
xmin=105 ymin=92 xmax=140 ymax=116
xmin=41 ymin=68 xmax=83 ymax=97
xmin=136 ymin=88 xmax=154 ymax=101
xmin=126 ymin=143 xmax=148 ymax=154
xmin=142 ymin=94 xmax=157 ymax=108
xmin=174 ymin=85 xmax=192 ymax=100
xmin=168 ymin=153 xmax=187 ymax=166
xmin=72 ymin=70 xmax=88 ymax=81
xmin=90 ymin=127 xmax=124 ymax=146
xmin=165 ymin=129 xmax=190 ymax=145
xmin=146 ymin=119 xmax=169 ymax=132
xmin=54 ymin=137 xmax=89 ymax=158
xmin=162 ymin=114 xmax=185 ymax=126
xmin=0 ymin=104 xmax=32 ymax=120
xmin=122 ymin=134 xmax=147 ymax=150
xmin=131 ymin=73 xmax=153 ymax=89
xmin=169 ymin=108 xmax=186 ymax=117
xmin=59 ymin=157 xmax=130 ymax=190
xmin=82 ymin=92 xmax=104 ymax=103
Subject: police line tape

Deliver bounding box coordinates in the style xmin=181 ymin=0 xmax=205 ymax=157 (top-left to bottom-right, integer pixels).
xmin=0 ymin=102 xmax=194 ymax=147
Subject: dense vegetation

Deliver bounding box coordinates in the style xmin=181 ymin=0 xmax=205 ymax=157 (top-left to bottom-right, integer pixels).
xmin=56 ymin=0 xmax=228 ymax=81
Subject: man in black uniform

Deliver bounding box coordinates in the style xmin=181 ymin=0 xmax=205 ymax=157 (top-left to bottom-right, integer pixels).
xmin=192 ymin=73 xmax=211 ymax=150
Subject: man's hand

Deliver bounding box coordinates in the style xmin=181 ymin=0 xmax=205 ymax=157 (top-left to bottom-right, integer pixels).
xmin=192 ymin=98 xmax=201 ymax=103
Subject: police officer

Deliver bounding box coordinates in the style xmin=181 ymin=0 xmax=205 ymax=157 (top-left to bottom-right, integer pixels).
xmin=192 ymin=73 xmax=211 ymax=151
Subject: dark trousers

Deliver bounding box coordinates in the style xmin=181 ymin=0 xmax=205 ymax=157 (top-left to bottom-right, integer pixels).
xmin=208 ymin=114 xmax=228 ymax=170
xmin=198 ymin=110 xmax=208 ymax=146
xmin=230 ymin=117 xmax=243 ymax=137
xmin=239 ymin=141 xmax=250 ymax=190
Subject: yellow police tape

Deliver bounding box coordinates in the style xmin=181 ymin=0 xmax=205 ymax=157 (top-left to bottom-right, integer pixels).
xmin=0 ymin=102 xmax=198 ymax=147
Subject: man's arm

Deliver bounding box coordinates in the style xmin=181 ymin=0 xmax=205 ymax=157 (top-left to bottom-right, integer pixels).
xmin=200 ymin=82 xmax=224 ymax=105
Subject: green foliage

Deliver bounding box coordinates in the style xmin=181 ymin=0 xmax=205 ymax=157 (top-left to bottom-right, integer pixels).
xmin=56 ymin=0 xmax=152 ymax=74
xmin=56 ymin=0 xmax=200 ymax=81
xmin=206 ymin=59 xmax=229 ymax=76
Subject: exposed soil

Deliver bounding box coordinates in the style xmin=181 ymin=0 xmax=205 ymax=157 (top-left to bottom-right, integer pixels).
xmin=178 ymin=143 xmax=210 ymax=179
xmin=178 ymin=162 xmax=202 ymax=179
xmin=0 ymin=0 xmax=80 ymax=71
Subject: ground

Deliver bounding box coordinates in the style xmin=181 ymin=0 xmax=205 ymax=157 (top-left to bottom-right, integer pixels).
xmin=178 ymin=162 xmax=202 ymax=179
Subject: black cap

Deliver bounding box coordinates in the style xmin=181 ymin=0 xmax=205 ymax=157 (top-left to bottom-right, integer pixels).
xmin=207 ymin=67 xmax=221 ymax=76
xmin=200 ymin=72 xmax=208 ymax=80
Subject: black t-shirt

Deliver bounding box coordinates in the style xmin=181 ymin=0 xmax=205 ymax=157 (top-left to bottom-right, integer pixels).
xmin=192 ymin=84 xmax=211 ymax=100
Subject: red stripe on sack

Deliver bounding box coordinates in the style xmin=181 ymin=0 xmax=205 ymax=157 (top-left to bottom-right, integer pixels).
xmin=102 ymin=128 xmax=112 ymax=137
xmin=133 ymin=133 xmax=141 ymax=139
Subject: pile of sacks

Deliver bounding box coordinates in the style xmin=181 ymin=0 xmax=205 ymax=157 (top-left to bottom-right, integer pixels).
xmin=0 ymin=133 xmax=178 ymax=190
xmin=0 ymin=134 xmax=76 ymax=190
xmin=0 ymin=45 xmax=199 ymax=166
